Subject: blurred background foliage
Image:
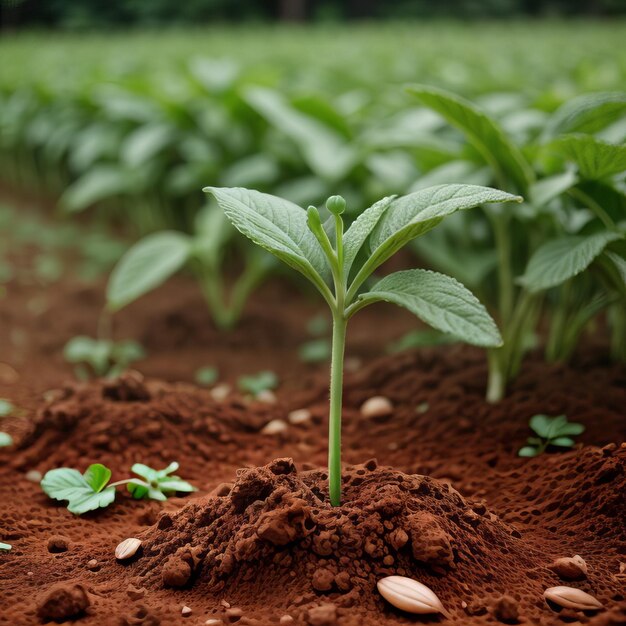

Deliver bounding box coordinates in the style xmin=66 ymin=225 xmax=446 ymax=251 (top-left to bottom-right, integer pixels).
xmin=2 ymin=0 xmax=626 ymax=29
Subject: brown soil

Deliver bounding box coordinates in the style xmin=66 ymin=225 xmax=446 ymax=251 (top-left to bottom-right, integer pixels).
xmin=1 ymin=195 xmax=625 ymax=625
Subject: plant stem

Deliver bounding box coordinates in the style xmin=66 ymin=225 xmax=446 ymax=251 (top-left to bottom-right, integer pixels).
xmin=328 ymin=311 xmax=346 ymax=506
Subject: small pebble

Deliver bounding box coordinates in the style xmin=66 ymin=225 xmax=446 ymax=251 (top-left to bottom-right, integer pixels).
xmin=287 ymin=408 xmax=312 ymax=425
xmin=47 ymin=535 xmax=70 ymax=553
xmin=360 ymin=395 xmax=393 ymax=419
xmin=550 ymin=555 xmax=588 ymax=580
xmin=86 ymin=559 xmax=99 ymax=571
xmin=115 ymin=537 xmax=142 ymax=560
xmin=181 ymin=605 xmax=192 ymax=617
xmin=220 ymin=600 xmax=231 ymax=609
xmin=261 ymin=419 xmax=288 ymax=435
xmin=210 ymin=383 xmax=231 ymax=402
xmin=279 ymin=616 xmax=294 ymax=625
xmin=256 ymin=389 xmax=276 ymax=404
xmin=493 ymin=595 xmax=519 ymax=623
xmin=25 ymin=470 xmax=43 ymax=483
xmin=205 ymin=620 xmax=223 ymax=625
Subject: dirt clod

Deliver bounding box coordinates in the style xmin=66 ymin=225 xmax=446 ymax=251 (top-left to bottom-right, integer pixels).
xmin=36 ymin=582 xmax=90 ymax=621
xmin=306 ymin=603 xmax=337 ymax=626
xmin=492 ymin=595 xmax=520 ymax=623
xmin=47 ymin=534 xmax=70 ymax=553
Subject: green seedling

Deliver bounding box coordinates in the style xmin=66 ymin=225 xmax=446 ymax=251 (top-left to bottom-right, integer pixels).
xmin=237 ymin=370 xmax=278 ymax=396
xmin=206 ymin=185 xmax=519 ymax=505
xmin=195 ymin=366 xmax=219 ymax=386
xmin=0 ymin=542 xmax=11 ymax=551
xmin=64 ymin=335 xmax=145 ymax=380
xmin=41 ymin=462 xmax=196 ymax=515
xmin=518 ymin=414 xmax=585 ymax=457
xmin=106 ymin=203 xmax=274 ymax=330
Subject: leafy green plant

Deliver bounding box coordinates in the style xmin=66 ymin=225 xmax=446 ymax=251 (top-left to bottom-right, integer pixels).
xmin=237 ymin=370 xmax=279 ymax=396
xmin=518 ymin=414 xmax=585 ymax=457
xmin=41 ymin=462 xmax=195 ymax=515
xmin=206 ymin=185 xmax=519 ymax=505
xmin=106 ymin=204 xmax=274 ymax=330
xmin=63 ymin=335 xmax=145 ymax=380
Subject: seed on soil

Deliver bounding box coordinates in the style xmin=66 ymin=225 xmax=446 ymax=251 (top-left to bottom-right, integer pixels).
xmin=181 ymin=605 xmax=192 ymax=616
xmin=550 ymin=555 xmax=588 ymax=580
xmin=205 ymin=620 xmax=223 ymax=625
xmin=47 ymin=535 xmax=70 ymax=553
xmin=225 ymin=606 xmax=243 ymax=619
xmin=288 ymin=408 xmax=312 ymax=425
xmin=256 ymin=389 xmax=277 ymax=404
xmin=86 ymin=559 xmax=99 ymax=571
xmin=543 ymin=586 xmax=602 ymax=611
xmin=360 ymin=395 xmax=393 ymax=419
xmin=25 ymin=469 xmax=42 ymax=483
xmin=210 ymin=383 xmax=231 ymax=402
xmin=115 ymin=537 xmax=142 ymax=560
xmin=261 ymin=419 xmax=288 ymax=435
xmin=279 ymin=615 xmax=294 ymax=625
xmin=377 ymin=575 xmax=449 ymax=616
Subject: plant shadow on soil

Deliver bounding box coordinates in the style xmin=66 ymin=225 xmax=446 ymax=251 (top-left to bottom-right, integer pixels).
xmin=0 ymin=229 xmax=625 ymax=625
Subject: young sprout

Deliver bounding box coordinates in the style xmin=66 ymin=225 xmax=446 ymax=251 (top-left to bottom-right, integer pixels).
xmin=518 ymin=414 xmax=585 ymax=457
xmin=41 ymin=462 xmax=196 ymax=515
xmin=64 ymin=335 xmax=145 ymax=380
xmin=205 ymin=185 xmax=521 ymax=505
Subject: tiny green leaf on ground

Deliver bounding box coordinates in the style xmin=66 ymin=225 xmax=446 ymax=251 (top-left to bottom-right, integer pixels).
xmin=195 ymin=366 xmax=219 ymax=386
xmin=237 ymin=370 xmax=279 ymax=396
xmin=519 ymin=414 xmax=585 ymax=457
xmin=41 ymin=465 xmax=116 ymax=515
xmin=0 ymin=542 xmax=11 ymax=551
xmin=0 ymin=432 xmax=13 ymax=447
xmin=127 ymin=462 xmax=196 ymax=501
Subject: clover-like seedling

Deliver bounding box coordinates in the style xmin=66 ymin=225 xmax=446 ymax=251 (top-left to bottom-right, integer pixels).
xmin=64 ymin=335 xmax=145 ymax=380
xmin=41 ymin=462 xmax=196 ymax=515
xmin=237 ymin=370 xmax=278 ymax=396
xmin=205 ymin=185 xmax=521 ymax=505
xmin=518 ymin=414 xmax=585 ymax=457
xmin=126 ymin=462 xmax=197 ymax=501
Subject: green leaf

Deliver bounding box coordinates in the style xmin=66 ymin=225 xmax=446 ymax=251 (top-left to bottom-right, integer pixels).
xmin=237 ymin=370 xmax=278 ymax=396
xmin=0 ymin=432 xmax=13 ymax=447
xmin=550 ymin=436 xmax=575 ymax=448
xmin=299 ymin=338 xmax=331 ymax=363
xmin=342 ymin=195 xmax=395 ymax=276
xmin=529 ymin=414 xmax=557 ymax=438
xmin=518 ymin=446 xmax=539 ymax=458
xmin=83 ymin=464 xmax=112 ymax=492
xmin=552 ymin=421 xmax=585 ymax=437
xmin=128 ymin=462 xmax=195 ymax=500
xmin=529 ymin=169 xmax=578 ymax=208
xmin=387 ymin=329 xmax=457 ymax=353
xmin=547 ymin=135 xmax=626 ymax=180
xmin=204 ymin=187 xmax=331 ymax=289
xmin=358 ymin=269 xmax=502 ymax=348
xmin=407 ymin=84 xmax=534 ymax=192
xmin=60 ymin=166 xmax=132 ymax=213
xmin=195 ymin=366 xmax=219 ymax=386
xmin=107 ymin=231 xmax=192 ymax=312
xmin=364 ymin=185 xmax=521 ymax=280
xmin=0 ymin=542 xmax=11 ymax=551
xmin=244 ymin=87 xmax=355 ymax=180
xmin=520 ymin=231 xmax=623 ymax=292
xmin=41 ymin=467 xmax=116 ymax=515
xmin=543 ymin=92 xmax=626 ymax=138
xmin=121 ymin=123 xmax=173 ymax=168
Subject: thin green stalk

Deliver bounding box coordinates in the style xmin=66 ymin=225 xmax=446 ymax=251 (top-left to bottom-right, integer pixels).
xmin=328 ymin=311 xmax=347 ymax=506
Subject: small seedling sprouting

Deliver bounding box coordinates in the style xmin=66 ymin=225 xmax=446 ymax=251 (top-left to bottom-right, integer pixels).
xmin=195 ymin=366 xmax=219 ymax=386
xmin=518 ymin=414 xmax=585 ymax=457
xmin=64 ymin=335 xmax=145 ymax=380
xmin=206 ymin=185 xmax=520 ymax=505
xmin=237 ymin=370 xmax=278 ymax=396
xmin=41 ymin=462 xmax=196 ymax=515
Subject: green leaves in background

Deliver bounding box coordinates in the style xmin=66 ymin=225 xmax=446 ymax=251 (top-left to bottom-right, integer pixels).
xmin=546 ymin=135 xmax=626 ymax=180
xmin=358 ymin=269 xmax=502 ymax=347
xmin=107 ymin=231 xmax=192 ymax=311
xmin=521 ymin=231 xmax=623 ymax=292
xmin=237 ymin=370 xmax=278 ymax=396
xmin=407 ymin=84 xmax=534 ymax=192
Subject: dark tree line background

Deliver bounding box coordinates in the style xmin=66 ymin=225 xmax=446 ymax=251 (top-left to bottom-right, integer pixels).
xmin=1 ymin=0 xmax=625 ymax=29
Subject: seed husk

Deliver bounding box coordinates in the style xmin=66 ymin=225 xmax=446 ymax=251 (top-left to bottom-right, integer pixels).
xmin=288 ymin=409 xmax=312 ymax=425
xmin=544 ymin=586 xmax=602 ymax=611
xmin=360 ymin=396 xmax=393 ymax=419
xmin=261 ymin=419 xmax=288 ymax=435
xmin=377 ymin=575 xmax=449 ymax=617
xmin=550 ymin=555 xmax=588 ymax=580
xmin=115 ymin=538 xmax=142 ymax=560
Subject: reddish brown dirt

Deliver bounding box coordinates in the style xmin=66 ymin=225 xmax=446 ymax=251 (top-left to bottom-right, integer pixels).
xmin=1 ymin=195 xmax=625 ymax=625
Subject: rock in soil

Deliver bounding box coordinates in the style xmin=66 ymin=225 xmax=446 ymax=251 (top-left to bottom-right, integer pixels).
xmin=37 ymin=582 xmax=90 ymax=621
